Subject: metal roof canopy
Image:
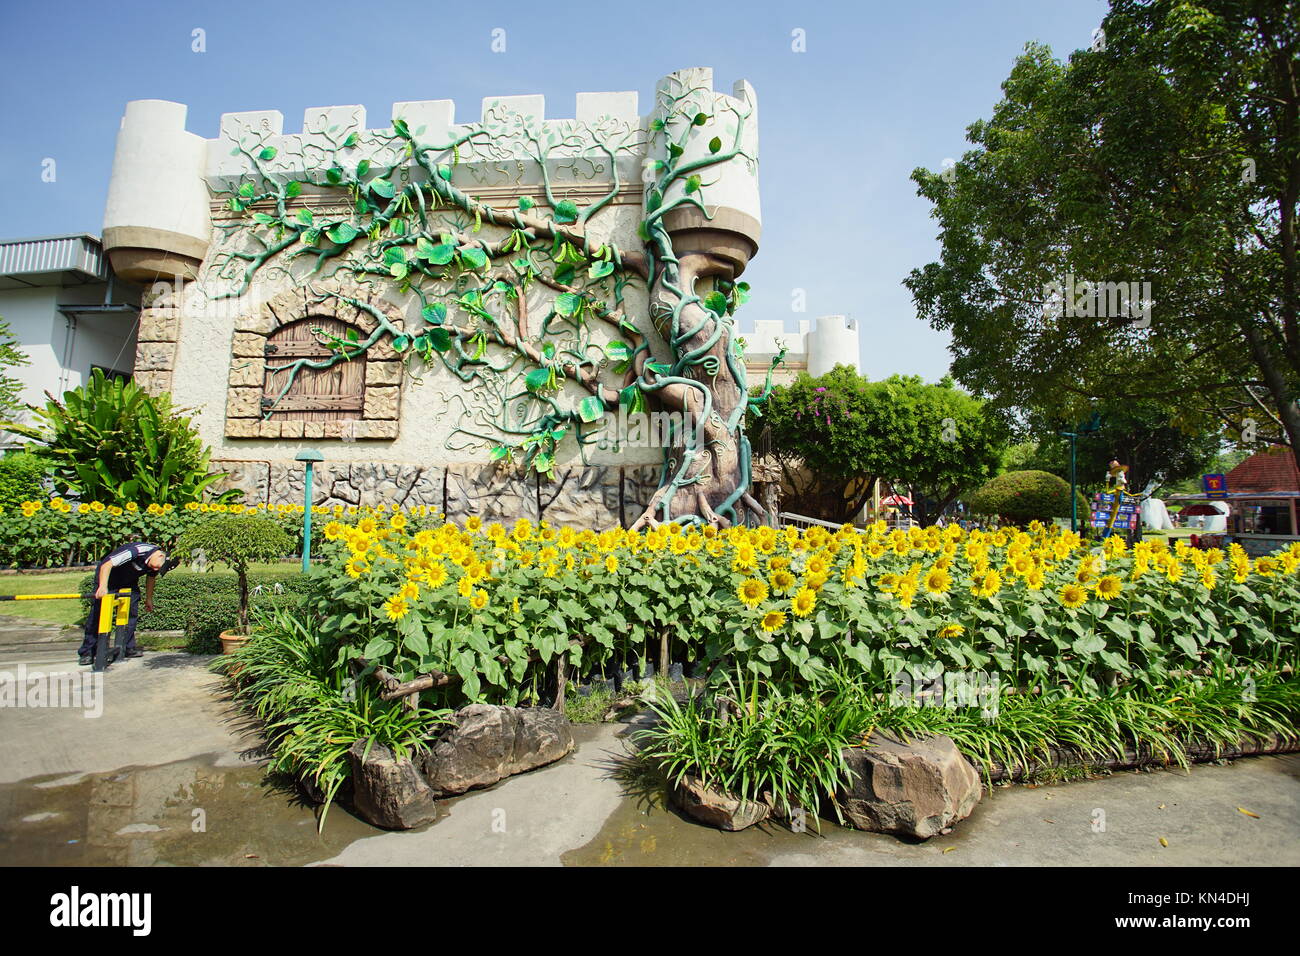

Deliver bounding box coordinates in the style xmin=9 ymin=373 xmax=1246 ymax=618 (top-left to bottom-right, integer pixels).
xmin=0 ymin=234 xmax=109 ymax=290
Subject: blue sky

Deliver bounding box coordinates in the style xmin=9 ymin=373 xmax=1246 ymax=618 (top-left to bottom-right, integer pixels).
xmin=0 ymin=0 xmax=1107 ymax=382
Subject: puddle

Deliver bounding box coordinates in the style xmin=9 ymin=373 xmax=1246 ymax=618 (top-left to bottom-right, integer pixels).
xmin=0 ymin=756 xmax=381 ymax=866
xmin=560 ymin=734 xmax=875 ymax=866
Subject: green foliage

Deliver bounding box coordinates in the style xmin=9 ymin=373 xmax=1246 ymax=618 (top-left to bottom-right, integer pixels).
xmin=635 ymin=667 xmax=1300 ymax=813
xmin=0 ymin=501 xmax=312 ymax=569
xmin=966 ymin=470 xmax=1088 ymax=523
xmin=0 ymin=452 xmax=46 ymax=511
xmin=1017 ymin=400 xmax=1223 ymax=493
xmin=905 ymin=3 xmax=1300 ymax=458
xmin=564 ymin=683 xmax=620 ymax=724
xmin=0 ymin=314 xmax=30 ymax=420
xmin=635 ymin=668 xmax=859 ymax=825
xmin=216 ymin=607 xmax=450 ymax=830
xmin=754 ymin=366 xmax=1007 ymax=522
xmin=6 ymin=369 xmax=232 ymax=505
xmin=174 ymin=516 xmax=295 ymax=628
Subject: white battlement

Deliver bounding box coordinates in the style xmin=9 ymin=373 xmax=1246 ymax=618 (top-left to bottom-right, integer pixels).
xmin=102 ymin=68 xmax=761 ymax=282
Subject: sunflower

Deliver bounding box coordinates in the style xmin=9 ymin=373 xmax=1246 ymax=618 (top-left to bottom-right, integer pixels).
xmin=923 ymin=566 xmax=952 ymax=595
xmin=470 ymin=589 xmax=489 ymax=612
xmin=605 ymin=555 xmax=619 ymax=574
xmin=383 ymin=595 xmax=410 ymax=621
xmin=1058 ymin=582 xmax=1087 ymax=609
xmin=457 ymin=576 xmax=473 ymax=598
xmin=791 ymin=587 xmax=817 ymax=617
xmin=422 ymin=563 xmax=448 ymax=587
xmin=770 ymin=570 xmax=797 ymax=593
xmin=345 ymin=556 xmax=369 ymax=579
xmin=760 ymin=610 xmax=787 ymax=632
xmin=1094 ymin=575 xmax=1122 ymax=601
xmin=970 ymin=569 xmax=1002 ymax=599
xmin=1025 ymin=568 xmax=1046 ymax=591
xmin=399 ymin=580 xmax=420 ymax=602
xmin=737 ymin=578 xmax=768 ymax=608
xmin=936 ymin=623 xmax=965 ymax=640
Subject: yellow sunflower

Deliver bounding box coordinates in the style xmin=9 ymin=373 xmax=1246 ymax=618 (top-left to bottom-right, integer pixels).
xmin=1058 ymin=582 xmax=1087 ymax=609
xmin=1094 ymin=575 xmax=1122 ymax=601
xmin=383 ymin=595 xmax=410 ymax=621
xmin=760 ymin=610 xmax=787 ymax=632
xmin=791 ymin=587 xmax=816 ymax=617
xmin=737 ymin=578 xmax=768 ymax=608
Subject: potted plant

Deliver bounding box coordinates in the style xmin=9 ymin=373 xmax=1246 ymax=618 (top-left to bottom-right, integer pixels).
xmin=174 ymin=514 xmax=294 ymax=653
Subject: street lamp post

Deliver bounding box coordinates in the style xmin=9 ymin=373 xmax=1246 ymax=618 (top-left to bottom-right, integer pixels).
xmin=295 ymin=449 xmax=324 ymax=572
xmin=1059 ymin=412 xmax=1101 ymax=534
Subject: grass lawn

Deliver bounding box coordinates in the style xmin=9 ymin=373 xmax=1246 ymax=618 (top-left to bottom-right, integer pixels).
xmin=0 ymin=560 xmax=304 ymax=628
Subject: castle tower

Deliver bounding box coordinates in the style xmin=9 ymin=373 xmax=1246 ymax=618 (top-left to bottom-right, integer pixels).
xmin=102 ymin=100 xmax=211 ymax=283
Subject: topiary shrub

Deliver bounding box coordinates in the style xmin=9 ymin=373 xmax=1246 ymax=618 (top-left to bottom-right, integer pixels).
xmin=966 ymin=470 xmax=1090 ymax=525
xmin=173 ymin=515 xmax=294 ymax=631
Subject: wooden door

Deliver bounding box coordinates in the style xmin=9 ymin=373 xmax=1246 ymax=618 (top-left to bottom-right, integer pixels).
xmin=263 ymin=318 xmax=366 ymax=421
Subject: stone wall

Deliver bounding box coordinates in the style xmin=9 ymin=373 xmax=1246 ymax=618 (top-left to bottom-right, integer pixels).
xmin=209 ymin=459 xmax=666 ymax=528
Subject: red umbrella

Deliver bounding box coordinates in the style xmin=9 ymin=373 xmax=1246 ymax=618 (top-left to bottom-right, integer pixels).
xmin=1180 ymin=503 xmax=1224 ymax=516
xmin=881 ymin=494 xmax=914 ymax=506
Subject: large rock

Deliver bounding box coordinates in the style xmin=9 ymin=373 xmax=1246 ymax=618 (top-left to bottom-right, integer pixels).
xmin=669 ymin=774 xmax=770 ymax=831
xmin=419 ymin=704 xmax=574 ymax=797
xmin=346 ymin=739 xmax=439 ymax=830
xmin=837 ymin=732 xmax=981 ymax=839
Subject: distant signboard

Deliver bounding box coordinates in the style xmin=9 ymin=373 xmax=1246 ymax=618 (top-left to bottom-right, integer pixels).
xmin=1202 ymin=473 xmax=1228 ymax=498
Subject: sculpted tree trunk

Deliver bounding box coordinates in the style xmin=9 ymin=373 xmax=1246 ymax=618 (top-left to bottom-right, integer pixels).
xmin=628 ymin=68 xmax=778 ymax=530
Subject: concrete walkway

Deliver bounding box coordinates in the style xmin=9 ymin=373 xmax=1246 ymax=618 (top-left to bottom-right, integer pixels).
xmin=1 ymin=636 xmax=1297 ymax=866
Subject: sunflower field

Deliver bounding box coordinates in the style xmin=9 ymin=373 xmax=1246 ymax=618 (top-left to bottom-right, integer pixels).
xmin=302 ymin=516 xmax=1300 ymax=707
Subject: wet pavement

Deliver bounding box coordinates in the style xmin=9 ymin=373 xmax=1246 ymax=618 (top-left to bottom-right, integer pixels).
xmin=2 ymin=636 xmax=1297 ymax=866
xmin=0 ymin=756 xmax=380 ymax=866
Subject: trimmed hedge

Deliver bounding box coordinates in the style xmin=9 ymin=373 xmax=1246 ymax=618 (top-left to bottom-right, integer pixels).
xmin=79 ymin=569 xmax=310 ymax=653
xmin=967 ymin=470 xmax=1091 ymax=524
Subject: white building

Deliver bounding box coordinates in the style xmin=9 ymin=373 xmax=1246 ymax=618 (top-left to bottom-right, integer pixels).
xmin=744 ymin=314 xmax=862 ymax=386
xmin=0 ymin=234 xmax=141 ymax=443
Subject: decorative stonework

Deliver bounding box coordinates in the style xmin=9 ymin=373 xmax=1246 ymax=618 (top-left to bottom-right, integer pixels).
xmin=131 ymin=307 xmax=180 ymax=397
xmin=445 ymin=463 xmax=539 ymax=524
xmin=224 ymin=282 xmax=406 ymax=440
xmin=209 ymin=459 xmax=674 ymax=529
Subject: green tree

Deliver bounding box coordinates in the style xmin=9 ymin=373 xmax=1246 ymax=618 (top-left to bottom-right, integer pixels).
xmin=0 ymin=314 xmax=30 ymax=422
xmin=1019 ymin=399 xmax=1223 ymax=493
xmin=906 ymin=1 xmax=1300 ymax=467
xmin=5 ymin=369 xmax=232 ymax=505
xmin=174 ymin=516 xmax=294 ymax=631
xmin=753 ymin=365 xmax=1006 ymax=523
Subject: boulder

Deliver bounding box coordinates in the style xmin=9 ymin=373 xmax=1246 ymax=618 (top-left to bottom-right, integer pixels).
xmin=419 ymin=704 xmax=574 ymax=797
xmin=347 ymin=739 xmax=439 ymax=830
xmin=669 ymin=774 xmax=770 ymax=831
xmin=837 ymin=732 xmax=981 ymax=839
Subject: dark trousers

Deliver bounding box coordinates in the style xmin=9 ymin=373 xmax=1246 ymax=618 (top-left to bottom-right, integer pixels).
xmin=79 ymin=589 xmax=140 ymax=656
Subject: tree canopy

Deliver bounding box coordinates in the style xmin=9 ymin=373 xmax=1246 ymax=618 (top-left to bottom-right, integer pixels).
xmin=906 ymin=0 xmax=1299 ymax=467
xmin=752 ymin=365 xmax=1006 ymax=522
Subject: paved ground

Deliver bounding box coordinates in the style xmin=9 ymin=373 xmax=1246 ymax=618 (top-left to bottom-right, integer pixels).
xmin=1 ymin=632 xmax=1297 ymax=867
